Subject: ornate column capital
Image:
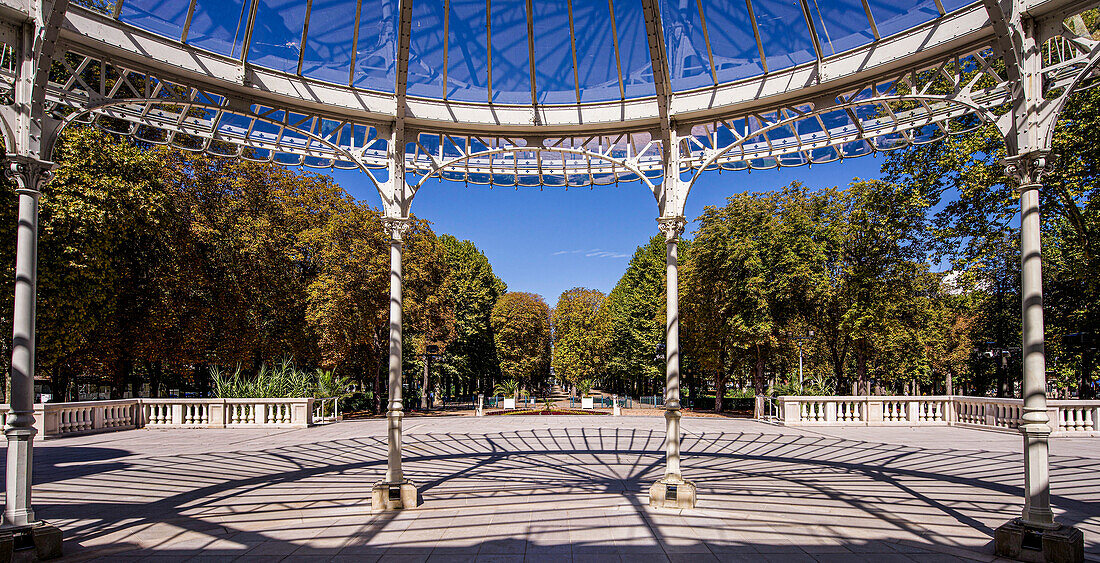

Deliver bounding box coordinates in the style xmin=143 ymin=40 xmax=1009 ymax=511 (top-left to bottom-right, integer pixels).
xmin=382 ymin=216 xmax=413 ymax=242
xmin=1005 ymin=152 xmax=1053 ymax=192
xmin=4 ymin=155 xmax=55 ymax=195
xmin=657 ymin=216 xmax=686 ymax=242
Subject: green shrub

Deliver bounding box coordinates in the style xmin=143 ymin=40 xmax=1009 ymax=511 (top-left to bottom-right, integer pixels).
xmin=493 ymin=379 xmax=528 ymax=400
xmin=211 ymin=357 xmax=340 ymax=399
xmin=339 ymin=392 xmax=373 ymax=412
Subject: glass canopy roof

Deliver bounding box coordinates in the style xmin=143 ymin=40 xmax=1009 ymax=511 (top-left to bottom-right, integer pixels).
xmin=115 ymin=0 xmax=972 ymax=104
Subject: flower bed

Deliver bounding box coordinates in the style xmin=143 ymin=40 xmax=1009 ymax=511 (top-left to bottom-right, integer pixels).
xmin=487 ymin=408 xmax=609 ymax=416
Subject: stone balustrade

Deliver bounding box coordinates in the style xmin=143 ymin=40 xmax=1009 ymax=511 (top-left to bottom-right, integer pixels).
xmin=0 ymin=397 xmax=317 ymax=439
xmin=775 ymin=395 xmax=1100 ymax=436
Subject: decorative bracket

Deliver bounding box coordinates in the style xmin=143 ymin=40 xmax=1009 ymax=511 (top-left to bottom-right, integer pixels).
xmin=657 ymin=216 xmax=686 ymax=242
xmin=1005 ymin=151 xmax=1053 ymax=191
xmin=4 ymin=155 xmax=55 ymax=194
xmin=382 ymin=216 xmax=413 ymax=242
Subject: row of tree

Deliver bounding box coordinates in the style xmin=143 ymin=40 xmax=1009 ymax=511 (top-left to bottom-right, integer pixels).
xmin=0 ymin=128 xmax=512 ymax=410
xmin=541 ymin=89 xmax=1100 ymax=406
xmin=2 ymin=85 xmax=1098 ymax=407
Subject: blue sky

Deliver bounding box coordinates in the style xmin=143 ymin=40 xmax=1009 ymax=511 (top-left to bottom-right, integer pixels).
xmin=327 ymin=155 xmax=885 ymax=303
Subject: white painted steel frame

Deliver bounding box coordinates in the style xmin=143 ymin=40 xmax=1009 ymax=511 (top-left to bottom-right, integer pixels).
xmin=0 ymin=0 xmax=1098 ymax=543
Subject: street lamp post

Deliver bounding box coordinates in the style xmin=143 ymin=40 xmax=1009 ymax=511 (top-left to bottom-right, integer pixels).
xmin=421 ymin=343 xmax=440 ymax=411
xmin=1064 ymin=332 xmax=1097 ymax=399
xmin=787 ymin=331 xmax=814 ymax=386
xmin=981 ymin=344 xmax=1019 ymax=397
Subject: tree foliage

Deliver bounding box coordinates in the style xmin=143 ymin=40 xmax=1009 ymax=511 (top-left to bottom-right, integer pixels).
xmin=551 ymin=288 xmax=610 ymax=388
xmin=490 ymin=292 xmax=550 ymax=386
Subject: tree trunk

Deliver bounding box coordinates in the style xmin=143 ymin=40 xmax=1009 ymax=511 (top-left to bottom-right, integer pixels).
xmin=753 ymin=345 xmax=766 ymax=396
xmin=715 ymin=370 xmax=727 ymax=413
xmin=113 ymin=357 xmax=135 ymax=399
xmin=686 ymin=367 xmax=695 ymax=410
xmin=856 ymin=345 xmax=868 ymax=396
xmin=149 ymin=361 xmax=162 ymax=398
xmin=372 ymin=354 xmax=384 ymax=414
xmin=1080 ymin=349 xmax=1094 ymax=400
xmin=996 ymin=358 xmax=1008 ymax=398
xmin=715 ymin=346 xmax=728 ymax=412
xmin=130 ymin=360 xmax=142 ymax=399
xmin=48 ymin=364 xmax=59 ymax=403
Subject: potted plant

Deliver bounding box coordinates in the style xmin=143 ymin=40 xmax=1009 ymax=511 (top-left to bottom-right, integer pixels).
xmin=493 ymin=379 xmax=527 ymax=410
xmin=578 ymin=379 xmax=594 ymax=410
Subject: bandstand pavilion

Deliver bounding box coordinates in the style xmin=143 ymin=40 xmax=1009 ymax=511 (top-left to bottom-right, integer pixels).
xmin=0 ymin=0 xmax=1096 ymax=561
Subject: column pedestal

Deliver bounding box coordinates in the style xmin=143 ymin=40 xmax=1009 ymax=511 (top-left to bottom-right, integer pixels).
xmin=994 ymin=520 xmax=1083 ymax=563
xmin=371 ymin=481 xmax=419 ymax=511
xmin=0 ymin=522 xmax=63 ymax=561
xmin=650 ymin=406 xmax=697 ymax=509
xmin=649 ymin=478 xmax=697 ymax=510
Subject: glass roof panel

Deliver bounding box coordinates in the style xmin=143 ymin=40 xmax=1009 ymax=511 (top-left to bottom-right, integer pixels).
xmin=490 ymin=0 xmax=532 ymax=104
xmin=702 ymin=0 xmax=764 ymax=82
xmin=940 ymin=0 xmax=972 ymax=11
xmin=612 ymin=0 xmax=654 ymax=99
xmin=572 ymin=0 xmax=621 ymax=102
xmin=662 ymin=0 xmax=714 ymax=92
xmin=110 ymin=0 xmax=971 ymax=104
xmin=351 ymin=0 xmax=397 ymax=91
xmin=532 ymin=1 xmax=576 ymax=104
xmin=807 ymin=0 xmax=876 ymax=57
xmin=300 ymin=0 xmax=358 ymax=85
xmin=754 ymin=0 xmax=817 ymax=71
xmin=869 ymin=1 xmax=940 ymax=39
xmin=119 ymin=0 xmax=189 ymax=40
xmin=183 ymin=0 xmax=250 ymax=57
xmin=406 ymin=0 xmax=446 ymax=98
xmin=446 ymin=0 xmax=490 ymax=102
xmin=247 ymin=0 xmax=307 ymax=74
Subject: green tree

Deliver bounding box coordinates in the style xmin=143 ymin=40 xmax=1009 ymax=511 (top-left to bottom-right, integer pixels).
xmin=490 ymin=292 xmax=550 ymax=390
xmin=37 ymin=128 xmax=177 ymax=399
xmin=604 ymin=236 xmax=666 ymax=397
xmin=880 ymin=83 xmax=1100 ymax=397
xmin=303 ymin=200 xmax=388 ymax=399
xmin=551 ymin=288 xmax=610 ymax=392
xmin=438 ymin=235 xmax=506 ymax=396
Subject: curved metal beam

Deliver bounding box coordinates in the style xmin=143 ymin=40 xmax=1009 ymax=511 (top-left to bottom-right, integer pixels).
xmin=687 ymin=95 xmax=999 ymax=194
xmin=59 ymin=97 xmax=386 ymax=189
xmin=410 ymin=145 xmax=658 ymax=192
xmin=54 ymin=2 xmax=1000 ymax=135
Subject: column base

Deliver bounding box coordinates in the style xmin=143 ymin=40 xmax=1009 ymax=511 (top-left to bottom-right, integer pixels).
xmin=371 ymin=480 xmax=419 ymax=511
xmin=0 ymin=521 xmax=63 ymax=561
xmin=994 ymin=519 xmax=1083 ymax=563
xmin=649 ymin=477 xmax=696 ymax=509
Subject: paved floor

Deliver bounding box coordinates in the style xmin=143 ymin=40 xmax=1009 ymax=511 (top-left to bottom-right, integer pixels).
xmin=7 ymin=416 xmax=1100 ymax=562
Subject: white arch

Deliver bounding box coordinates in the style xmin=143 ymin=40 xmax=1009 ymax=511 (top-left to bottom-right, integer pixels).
xmin=55 ymin=98 xmax=387 ymax=195
xmin=683 ymin=94 xmax=1001 ymax=203
xmin=411 ymin=145 xmax=659 ymax=193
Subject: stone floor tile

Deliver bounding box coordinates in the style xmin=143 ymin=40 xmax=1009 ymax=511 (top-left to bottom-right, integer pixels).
xmin=377 ymin=554 xmax=430 ymax=563
xmin=702 ymin=543 xmax=755 ymax=554
xmin=813 ymin=554 xmax=876 ymax=563
xmin=19 ymin=418 xmax=1100 ymax=563
xmin=573 ymin=554 xmax=625 ymax=563
xmin=476 ymin=538 xmax=527 ymax=555
xmin=423 ymin=554 xmax=476 ymax=563
xmin=522 ymin=555 xmax=574 ymax=563
xmin=760 ymin=553 xmax=817 ymax=563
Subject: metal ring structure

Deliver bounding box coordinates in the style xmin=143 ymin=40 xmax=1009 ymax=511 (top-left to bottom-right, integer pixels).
xmin=0 ymin=0 xmax=1096 ymax=200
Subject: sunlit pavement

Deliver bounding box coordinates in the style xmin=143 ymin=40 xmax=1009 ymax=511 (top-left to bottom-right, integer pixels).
xmin=5 ymin=416 xmax=1099 ymax=562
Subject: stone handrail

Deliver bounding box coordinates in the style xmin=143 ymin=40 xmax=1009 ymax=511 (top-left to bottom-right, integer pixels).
xmin=775 ymin=395 xmax=1100 ymax=436
xmin=0 ymin=397 xmax=316 ymax=439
